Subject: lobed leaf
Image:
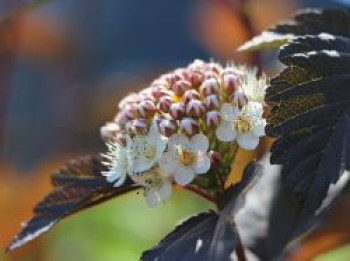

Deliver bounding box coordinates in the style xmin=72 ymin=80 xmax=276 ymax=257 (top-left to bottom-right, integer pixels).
xmin=142 ymin=162 xmax=263 ymax=261
xmin=261 ymin=10 xmax=350 ymax=229
xmin=239 ymin=8 xmax=350 ymax=51
xmin=7 ymin=155 xmax=138 ymax=251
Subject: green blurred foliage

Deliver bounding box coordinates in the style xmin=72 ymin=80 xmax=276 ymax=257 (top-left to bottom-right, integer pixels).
xmin=28 ymin=190 xmax=212 ymax=261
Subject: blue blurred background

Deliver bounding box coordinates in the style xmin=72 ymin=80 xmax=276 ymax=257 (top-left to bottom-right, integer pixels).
xmin=1 ymin=0 xmax=349 ymax=260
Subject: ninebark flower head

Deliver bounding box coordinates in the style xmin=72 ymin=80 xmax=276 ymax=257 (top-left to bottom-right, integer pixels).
xmin=101 ymin=60 xmax=267 ymax=207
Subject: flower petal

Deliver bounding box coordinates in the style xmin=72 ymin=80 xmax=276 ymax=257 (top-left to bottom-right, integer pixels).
xmin=194 ymin=154 xmax=211 ymax=174
xmin=168 ymin=134 xmax=189 ymax=151
xmin=174 ymin=167 xmax=195 ymax=185
xmin=159 ymin=151 xmax=177 ymax=174
xmin=113 ymin=172 xmax=127 ymax=187
xmin=159 ymin=182 xmax=172 ymax=201
xmin=253 ymin=119 xmax=266 ymax=137
xmin=145 ymin=190 xmax=159 ymax=208
xmin=190 ymin=134 xmax=209 ymax=152
xmin=236 ymin=134 xmax=260 ymax=150
xmin=215 ymin=122 xmax=236 ymax=141
xmin=220 ymin=103 xmax=237 ymax=122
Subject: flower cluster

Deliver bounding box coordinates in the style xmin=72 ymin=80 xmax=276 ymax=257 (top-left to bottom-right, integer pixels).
xmin=101 ymin=60 xmax=267 ymax=207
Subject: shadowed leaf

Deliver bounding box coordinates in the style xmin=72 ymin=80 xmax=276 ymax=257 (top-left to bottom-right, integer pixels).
xmin=7 ymin=155 xmax=138 ymax=252
xmin=142 ymin=162 xmax=262 ymax=261
xmin=260 ymin=10 xmax=350 ymax=231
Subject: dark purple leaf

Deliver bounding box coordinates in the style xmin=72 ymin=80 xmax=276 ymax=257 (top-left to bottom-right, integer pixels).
xmin=7 ymin=155 xmax=138 ymax=252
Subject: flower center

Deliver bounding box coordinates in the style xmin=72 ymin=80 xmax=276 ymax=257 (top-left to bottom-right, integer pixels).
xmin=233 ymin=116 xmax=253 ymax=134
xmin=177 ymin=148 xmax=196 ymax=167
xmin=133 ymin=170 xmax=162 ymax=189
xmin=145 ymin=146 xmax=156 ymax=160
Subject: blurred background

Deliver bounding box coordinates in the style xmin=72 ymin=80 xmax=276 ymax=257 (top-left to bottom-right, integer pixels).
xmin=1 ymin=0 xmax=349 ymax=260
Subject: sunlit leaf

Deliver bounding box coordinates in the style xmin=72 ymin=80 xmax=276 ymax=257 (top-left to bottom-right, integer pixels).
xmin=7 ymin=155 xmax=138 ymax=252
xmin=239 ymin=8 xmax=350 ymax=51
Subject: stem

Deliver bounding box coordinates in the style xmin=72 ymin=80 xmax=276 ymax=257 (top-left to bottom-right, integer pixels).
xmin=183 ymin=185 xmax=217 ymax=205
xmin=235 ymin=229 xmax=247 ymax=261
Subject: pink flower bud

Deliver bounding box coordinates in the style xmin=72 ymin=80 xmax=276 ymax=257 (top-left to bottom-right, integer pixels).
xmin=123 ymin=104 xmax=139 ymax=120
xmin=186 ymin=100 xmax=205 ymax=118
xmin=206 ymin=110 xmax=221 ymax=127
xmin=138 ymin=100 xmax=156 ymax=117
xmin=169 ymin=103 xmax=186 ymax=120
xmin=204 ymin=94 xmax=219 ymax=110
xmin=157 ymin=96 xmax=172 ymax=113
xmin=188 ymin=59 xmax=205 ymax=70
xmin=118 ymin=93 xmax=138 ymax=110
xmin=204 ymin=71 xmax=217 ymax=80
xmin=153 ymin=115 xmax=165 ymax=127
xmin=222 ymin=66 xmax=245 ymax=77
xmin=163 ymin=73 xmax=181 ymax=85
xmin=181 ymin=89 xmax=200 ymax=104
xmin=152 ymin=84 xmax=169 ymax=99
xmin=230 ymin=88 xmax=248 ymax=109
xmin=175 ymin=68 xmax=191 ymax=82
xmin=180 ymin=117 xmax=199 ymax=136
xmin=207 ymin=62 xmax=221 ymax=75
xmin=190 ymin=69 xmax=204 ymax=86
xmin=116 ymin=132 xmax=127 ymax=146
xmin=100 ymin=122 xmax=120 ymax=140
xmin=223 ymin=73 xmax=238 ymax=94
xmin=158 ymin=119 xmax=178 ymax=137
xmin=133 ymin=119 xmax=148 ymax=134
xmin=200 ymin=78 xmax=219 ymax=96
xmin=172 ymin=80 xmax=191 ymax=96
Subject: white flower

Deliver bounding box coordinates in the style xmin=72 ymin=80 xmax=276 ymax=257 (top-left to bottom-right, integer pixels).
xmin=131 ymin=167 xmax=173 ymax=208
xmin=216 ymin=102 xmax=266 ymax=150
xmin=160 ymin=134 xmax=211 ymax=185
xmin=126 ymin=124 xmax=167 ymax=175
xmin=101 ymin=141 xmax=128 ymax=187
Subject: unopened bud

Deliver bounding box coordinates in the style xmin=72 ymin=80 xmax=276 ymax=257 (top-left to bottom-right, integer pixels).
xmin=169 ymin=103 xmax=186 ymax=120
xmin=190 ymin=69 xmax=204 ymax=86
xmin=123 ymin=104 xmax=139 ymax=120
xmin=223 ymin=73 xmax=238 ymax=94
xmin=180 ymin=117 xmax=199 ymax=136
xmin=230 ymin=88 xmax=248 ymax=109
xmin=172 ymin=80 xmax=192 ymax=96
xmin=116 ymin=132 xmax=127 ymax=146
xmin=175 ymin=68 xmax=191 ymax=82
xmin=133 ymin=119 xmax=148 ymax=134
xmin=118 ymin=93 xmax=138 ymax=110
xmin=200 ymin=78 xmax=219 ymax=96
xmin=152 ymin=84 xmax=170 ymax=99
xmin=222 ymin=66 xmax=245 ymax=77
xmin=182 ymin=89 xmax=200 ymax=104
xmin=207 ymin=62 xmax=222 ymax=75
xmin=206 ymin=110 xmax=221 ymax=127
xmin=204 ymin=71 xmax=217 ymax=80
xmin=204 ymin=94 xmax=219 ymax=110
xmin=157 ymin=96 xmax=172 ymax=113
xmin=158 ymin=119 xmax=178 ymax=137
xmin=138 ymin=100 xmax=156 ymax=117
xmin=186 ymin=100 xmax=205 ymax=118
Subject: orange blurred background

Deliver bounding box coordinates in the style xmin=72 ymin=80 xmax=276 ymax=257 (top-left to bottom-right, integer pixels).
xmin=1 ymin=0 xmax=349 ymax=260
